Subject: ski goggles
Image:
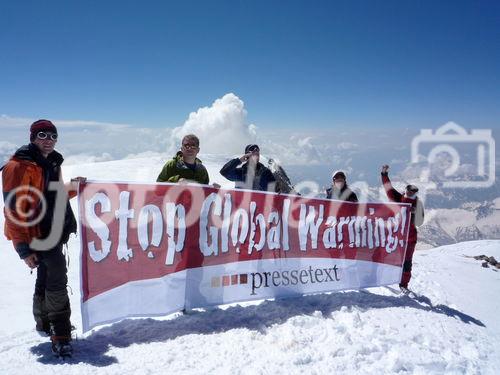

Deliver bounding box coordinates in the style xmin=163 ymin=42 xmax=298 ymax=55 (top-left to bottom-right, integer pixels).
xmin=36 ymin=131 xmax=58 ymax=141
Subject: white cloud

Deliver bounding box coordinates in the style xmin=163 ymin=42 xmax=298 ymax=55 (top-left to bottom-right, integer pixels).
xmin=390 ymin=158 xmax=407 ymax=165
xmin=0 ymin=95 xmax=342 ymax=168
xmin=171 ymin=93 xmax=257 ymax=155
xmin=494 ymin=197 xmax=500 ymax=210
xmin=285 ymin=136 xmax=322 ymax=164
xmin=259 ymin=135 xmax=325 ymax=166
xmin=3 ymin=94 xmax=416 ymax=178
xmin=0 ymin=141 xmax=17 ymax=153
xmin=337 ymin=142 xmax=358 ymax=151
xmin=0 ymin=141 xmax=18 ymax=163
xmin=0 ymin=114 xmax=34 ymax=127
xmin=0 ymin=114 xmax=134 ymax=130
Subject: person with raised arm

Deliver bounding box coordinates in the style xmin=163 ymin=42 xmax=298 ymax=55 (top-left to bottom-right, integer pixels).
xmin=220 ymin=144 xmax=276 ymax=192
xmin=381 ymin=164 xmax=424 ymax=293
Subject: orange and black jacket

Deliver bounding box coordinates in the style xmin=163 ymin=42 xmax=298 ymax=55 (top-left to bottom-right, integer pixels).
xmin=1 ymin=144 xmax=77 ymax=258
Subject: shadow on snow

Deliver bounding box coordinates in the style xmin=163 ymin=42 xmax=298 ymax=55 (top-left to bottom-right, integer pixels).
xmin=30 ymin=289 xmax=485 ymax=366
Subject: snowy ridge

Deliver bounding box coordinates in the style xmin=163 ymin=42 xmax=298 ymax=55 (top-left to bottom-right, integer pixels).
xmin=0 ymin=158 xmax=499 ymax=374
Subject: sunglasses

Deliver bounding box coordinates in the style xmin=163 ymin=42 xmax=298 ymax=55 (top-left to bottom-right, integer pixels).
xmin=182 ymin=143 xmax=199 ymax=150
xmin=406 ymin=185 xmax=419 ymax=193
xmin=247 ymin=146 xmax=260 ymax=153
xmin=36 ymin=132 xmax=58 ymax=141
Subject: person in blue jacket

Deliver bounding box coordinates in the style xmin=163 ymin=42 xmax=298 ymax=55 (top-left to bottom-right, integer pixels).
xmin=220 ymin=144 xmax=276 ymax=192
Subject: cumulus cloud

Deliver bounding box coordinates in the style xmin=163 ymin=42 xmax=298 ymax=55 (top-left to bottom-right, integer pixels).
xmin=494 ymin=197 xmax=500 ymax=210
xmin=4 ymin=94 xmax=408 ymax=176
xmin=2 ymin=95 xmax=330 ymax=166
xmin=171 ymin=93 xmax=257 ymax=155
xmin=337 ymin=142 xmax=359 ymax=151
xmin=264 ymin=135 xmax=323 ymax=165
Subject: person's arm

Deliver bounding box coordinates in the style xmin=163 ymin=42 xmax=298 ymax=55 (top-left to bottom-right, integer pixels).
xmin=381 ymin=165 xmax=402 ymax=202
xmin=157 ymin=161 xmax=180 ymax=183
xmin=264 ymin=168 xmax=276 ymax=192
xmin=326 ymin=188 xmax=332 ymax=199
xmin=2 ymin=162 xmax=36 ymax=260
xmin=202 ymin=166 xmax=209 ymax=185
xmin=61 ymin=170 xmax=86 ymax=199
xmin=348 ymin=191 xmax=358 ymax=202
xmin=220 ymin=158 xmax=244 ymax=181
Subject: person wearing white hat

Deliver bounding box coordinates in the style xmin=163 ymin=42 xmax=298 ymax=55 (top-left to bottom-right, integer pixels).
xmin=326 ymin=170 xmax=358 ymax=202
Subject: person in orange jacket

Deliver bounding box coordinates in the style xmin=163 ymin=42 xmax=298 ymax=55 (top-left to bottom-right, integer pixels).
xmin=1 ymin=119 xmax=84 ymax=357
xmin=381 ymin=165 xmax=424 ymax=292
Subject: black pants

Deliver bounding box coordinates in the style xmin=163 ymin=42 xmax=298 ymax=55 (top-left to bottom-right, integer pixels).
xmin=33 ymin=246 xmax=71 ymax=337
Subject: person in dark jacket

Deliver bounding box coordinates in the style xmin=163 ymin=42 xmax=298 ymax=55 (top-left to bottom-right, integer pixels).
xmin=326 ymin=170 xmax=358 ymax=202
xmin=220 ymin=144 xmax=276 ymax=192
xmin=1 ymin=120 xmax=84 ymax=357
xmin=381 ymin=164 xmax=424 ymax=292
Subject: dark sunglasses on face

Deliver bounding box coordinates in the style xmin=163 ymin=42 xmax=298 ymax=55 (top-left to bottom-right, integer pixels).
xmin=248 ymin=146 xmax=259 ymax=153
xmin=37 ymin=132 xmax=58 ymax=141
xmin=182 ymin=143 xmax=198 ymax=150
xmin=406 ymin=185 xmax=419 ymax=193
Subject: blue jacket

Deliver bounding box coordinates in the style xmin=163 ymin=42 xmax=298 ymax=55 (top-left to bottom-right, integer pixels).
xmin=220 ymin=158 xmax=276 ymax=192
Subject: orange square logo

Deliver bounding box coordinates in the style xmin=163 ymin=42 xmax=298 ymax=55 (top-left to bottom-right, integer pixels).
xmin=211 ymin=277 xmax=220 ymax=288
xmin=231 ymin=274 xmax=238 ymax=285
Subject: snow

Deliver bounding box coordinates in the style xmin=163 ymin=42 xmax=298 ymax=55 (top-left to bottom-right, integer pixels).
xmin=61 ymin=154 xmax=232 ymax=188
xmin=1 ymin=157 xmax=500 ymax=374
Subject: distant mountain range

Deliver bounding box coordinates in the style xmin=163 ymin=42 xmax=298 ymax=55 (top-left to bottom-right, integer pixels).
xmin=416 ymin=197 xmax=500 ymax=249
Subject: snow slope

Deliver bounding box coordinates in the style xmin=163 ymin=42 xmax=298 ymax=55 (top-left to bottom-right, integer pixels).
xmin=1 ymin=157 xmax=499 ymax=374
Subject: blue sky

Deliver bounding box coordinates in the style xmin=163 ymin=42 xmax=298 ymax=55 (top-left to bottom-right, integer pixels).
xmin=1 ymin=0 xmax=499 ymax=130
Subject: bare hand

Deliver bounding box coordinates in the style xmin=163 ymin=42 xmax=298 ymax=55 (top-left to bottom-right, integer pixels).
xmin=71 ymin=176 xmax=87 ymax=184
xmin=239 ymin=152 xmax=253 ymax=163
xmin=381 ymin=165 xmax=390 ymax=174
xmin=24 ymin=253 xmax=38 ymax=269
xmin=70 ymin=176 xmax=87 ymax=191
